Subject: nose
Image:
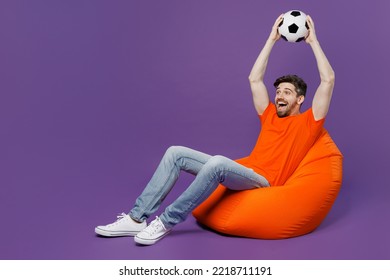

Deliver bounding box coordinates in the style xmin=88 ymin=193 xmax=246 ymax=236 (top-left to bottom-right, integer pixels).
xmin=276 ymin=93 xmax=285 ymax=101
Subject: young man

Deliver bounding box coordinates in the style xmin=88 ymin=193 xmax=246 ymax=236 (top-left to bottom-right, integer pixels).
xmin=95 ymin=15 xmax=335 ymax=245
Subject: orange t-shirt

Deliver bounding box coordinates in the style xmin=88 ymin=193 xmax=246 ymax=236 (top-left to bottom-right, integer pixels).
xmin=244 ymin=103 xmax=325 ymax=186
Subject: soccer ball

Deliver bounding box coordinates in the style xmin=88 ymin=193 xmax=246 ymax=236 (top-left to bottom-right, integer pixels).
xmin=278 ymin=10 xmax=309 ymax=43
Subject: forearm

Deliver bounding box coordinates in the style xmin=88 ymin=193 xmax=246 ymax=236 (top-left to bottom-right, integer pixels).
xmin=310 ymin=40 xmax=335 ymax=84
xmin=248 ymin=39 xmax=276 ymax=82
xmin=248 ymin=38 xmax=277 ymax=114
xmin=309 ymin=39 xmax=335 ymax=120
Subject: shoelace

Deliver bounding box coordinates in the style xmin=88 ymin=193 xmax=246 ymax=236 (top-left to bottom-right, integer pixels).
xmin=117 ymin=213 xmax=127 ymax=220
xmin=111 ymin=213 xmax=127 ymax=224
xmin=143 ymin=217 xmax=164 ymax=235
xmin=106 ymin=213 xmax=128 ymax=228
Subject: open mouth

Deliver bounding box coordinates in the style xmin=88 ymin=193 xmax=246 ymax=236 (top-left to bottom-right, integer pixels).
xmin=277 ymin=101 xmax=288 ymax=109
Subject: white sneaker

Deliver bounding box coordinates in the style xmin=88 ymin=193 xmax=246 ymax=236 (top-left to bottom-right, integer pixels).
xmin=95 ymin=213 xmax=146 ymax=237
xmin=134 ymin=216 xmax=172 ymax=245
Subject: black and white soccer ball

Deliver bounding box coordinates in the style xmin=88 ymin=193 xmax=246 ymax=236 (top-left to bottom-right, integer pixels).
xmin=278 ymin=10 xmax=309 ymax=43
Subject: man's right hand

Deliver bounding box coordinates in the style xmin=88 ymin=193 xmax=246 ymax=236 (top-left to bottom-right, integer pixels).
xmin=268 ymin=14 xmax=284 ymax=42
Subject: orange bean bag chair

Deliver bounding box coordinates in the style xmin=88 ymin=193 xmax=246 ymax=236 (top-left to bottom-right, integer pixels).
xmin=193 ymin=129 xmax=343 ymax=239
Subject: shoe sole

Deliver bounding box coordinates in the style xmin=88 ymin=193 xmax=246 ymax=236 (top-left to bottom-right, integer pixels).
xmin=134 ymin=231 xmax=171 ymax=245
xmin=95 ymin=227 xmax=141 ymax=237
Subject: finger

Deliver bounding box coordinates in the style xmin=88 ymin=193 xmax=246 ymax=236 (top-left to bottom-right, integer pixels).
xmin=276 ymin=14 xmax=283 ymax=22
xmin=274 ymin=14 xmax=284 ymax=27
xmin=306 ymin=15 xmax=314 ymax=28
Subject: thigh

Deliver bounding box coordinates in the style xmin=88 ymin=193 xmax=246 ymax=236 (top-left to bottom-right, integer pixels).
xmin=207 ymin=155 xmax=270 ymax=190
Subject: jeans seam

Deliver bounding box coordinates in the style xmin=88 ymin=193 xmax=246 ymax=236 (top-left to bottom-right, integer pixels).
xmin=219 ymin=167 xmax=268 ymax=187
xmin=136 ymin=155 xmax=208 ymax=219
xmin=178 ymin=155 xmax=209 ymax=172
xmin=180 ymin=172 xmax=219 ymax=217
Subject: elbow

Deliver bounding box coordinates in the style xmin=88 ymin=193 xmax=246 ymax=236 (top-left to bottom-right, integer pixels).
xmin=248 ymin=75 xmax=262 ymax=84
xmin=323 ymin=70 xmax=335 ymax=85
xmin=329 ymin=70 xmax=335 ymax=84
xmin=248 ymin=75 xmax=256 ymax=83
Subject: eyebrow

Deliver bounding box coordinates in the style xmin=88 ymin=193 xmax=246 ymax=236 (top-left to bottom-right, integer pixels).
xmin=276 ymin=87 xmax=294 ymax=92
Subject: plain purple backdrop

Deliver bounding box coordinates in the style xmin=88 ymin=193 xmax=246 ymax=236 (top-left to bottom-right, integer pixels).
xmin=0 ymin=0 xmax=389 ymax=260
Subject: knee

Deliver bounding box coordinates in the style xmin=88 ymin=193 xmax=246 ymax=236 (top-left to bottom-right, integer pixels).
xmin=204 ymin=155 xmax=228 ymax=171
xmin=202 ymin=155 xmax=228 ymax=182
xmin=164 ymin=145 xmax=188 ymax=160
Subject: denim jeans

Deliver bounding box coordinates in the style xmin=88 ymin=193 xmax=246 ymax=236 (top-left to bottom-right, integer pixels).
xmin=129 ymin=146 xmax=270 ymax=229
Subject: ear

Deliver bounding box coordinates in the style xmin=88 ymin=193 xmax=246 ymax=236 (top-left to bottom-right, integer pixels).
xmin=297 ymin=95 xmax=305 ymax=105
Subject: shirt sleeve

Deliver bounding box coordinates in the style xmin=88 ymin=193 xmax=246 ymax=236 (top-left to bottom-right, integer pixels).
xmin=305 ymin=108 xmax=325 ymax=137
xmin=259 ymin=103 xmax=275 ymax=123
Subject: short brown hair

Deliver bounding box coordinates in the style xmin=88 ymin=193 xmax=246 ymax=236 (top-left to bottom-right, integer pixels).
xmin=273 ymin=75 xmax=307 ymax=97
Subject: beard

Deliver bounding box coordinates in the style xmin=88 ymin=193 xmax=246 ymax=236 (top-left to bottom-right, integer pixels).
xmin=276 ymin=104 xmax=291 ymax=118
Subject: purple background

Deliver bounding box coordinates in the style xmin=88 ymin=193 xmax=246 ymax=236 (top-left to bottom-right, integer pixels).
xmin=0 ymin=0 xmax=389 ymax=260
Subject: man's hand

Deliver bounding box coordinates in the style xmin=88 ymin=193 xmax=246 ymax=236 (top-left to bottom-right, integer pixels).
xmin=268 ymin=14 xmax=284 ymax=42
xmin=305 ymin=15 xmax=318 ymax=45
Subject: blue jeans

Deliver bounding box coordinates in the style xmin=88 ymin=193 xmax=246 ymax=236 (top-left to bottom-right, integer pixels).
xmin=129 ymin=146 xmax=270 ymax=229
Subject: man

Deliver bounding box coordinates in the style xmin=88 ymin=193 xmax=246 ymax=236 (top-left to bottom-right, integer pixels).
xmin=95 ymin=15 xmax=335 ymax=246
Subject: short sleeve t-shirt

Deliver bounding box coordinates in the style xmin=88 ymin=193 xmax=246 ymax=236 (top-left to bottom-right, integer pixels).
xmin=245 ymin=103 xmax=325 ymax=186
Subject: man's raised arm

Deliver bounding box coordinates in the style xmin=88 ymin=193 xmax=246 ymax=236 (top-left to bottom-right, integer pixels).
xmin=248 ymin=14 xmax=283 ymax=115
xmin=306 ymin=15 xmax=335 ymax=121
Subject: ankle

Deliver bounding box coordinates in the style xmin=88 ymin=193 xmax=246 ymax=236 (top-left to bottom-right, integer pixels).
xmin=130 ymin=216 xmax=143 ymax=224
